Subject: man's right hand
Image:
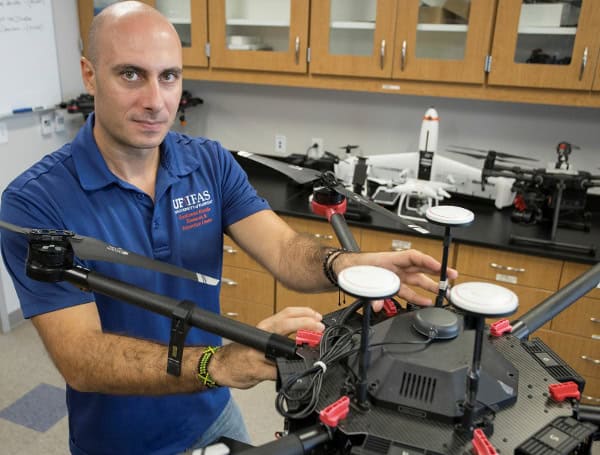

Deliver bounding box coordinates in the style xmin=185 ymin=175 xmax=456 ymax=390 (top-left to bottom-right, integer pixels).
xmin=209 ymin=307 xmax=324 ymax=389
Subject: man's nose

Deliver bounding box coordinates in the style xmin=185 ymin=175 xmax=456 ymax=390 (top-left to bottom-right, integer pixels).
xmin=141 ymin=79 xmax=165 ymax=112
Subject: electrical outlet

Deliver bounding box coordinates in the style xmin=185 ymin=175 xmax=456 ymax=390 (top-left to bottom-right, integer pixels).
xmin=311 ymin=137 xmax=324 ymax=157
xmin=40 ymin=113 xmax=53 ymax=136
xmin=54 ymin=110 xmax=65 ymax=133
xmin=274 ymin=134 xmax=286 ymax=154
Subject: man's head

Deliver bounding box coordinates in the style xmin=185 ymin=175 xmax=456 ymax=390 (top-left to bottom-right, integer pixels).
xmin=81 ymin=1 xmax=183 ymax=154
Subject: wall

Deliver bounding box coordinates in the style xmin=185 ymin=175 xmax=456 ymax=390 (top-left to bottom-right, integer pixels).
xmin=0 ymin=0 xmax=84 ymax=332
xmin=181 ymin=81 xmax=600 ymax=175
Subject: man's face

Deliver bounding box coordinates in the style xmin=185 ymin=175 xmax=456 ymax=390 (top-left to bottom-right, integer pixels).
xmin=83 ymin=14 xmax=183 ymax=152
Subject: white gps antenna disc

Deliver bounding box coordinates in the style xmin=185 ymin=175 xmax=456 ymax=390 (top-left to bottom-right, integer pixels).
xmin=449 ymin=282 xmax=518 ymax=317
xmin=337 ymin=265 xmax=400 ymax=299
xmin=425 ymin=205 xmax=474 ymax=226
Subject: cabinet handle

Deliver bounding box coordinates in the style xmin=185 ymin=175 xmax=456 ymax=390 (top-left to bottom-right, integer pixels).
xmin=222 ymin=278 xmax=238 ymax=286
xmin=313 ymin=233 xmax=334 ymax=240
xmin=225 ymin=312 xmax=239 ymax=318
xmin=223 ymin=245 xmax=238 ymax=254
xmin=295 ymin=36 xmax=300 ymax=65
xmin=489 ymin=262 xmax=525 ymax=273
xmin=380 ymin=39 xmax=386 ymax=70
xmin=579 ymin=46 xmax=588 ymax=81
xmin=580 ymin=355 xmax=600 ymax=365
xmin=401 ymin=40 xmax=407 ymax=71
xmin=591 ymin=317 xmax=600 ymax=323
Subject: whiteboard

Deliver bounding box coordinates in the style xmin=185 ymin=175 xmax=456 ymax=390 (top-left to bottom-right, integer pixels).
xmin=0 ymin=0 xmax=62 ymax=115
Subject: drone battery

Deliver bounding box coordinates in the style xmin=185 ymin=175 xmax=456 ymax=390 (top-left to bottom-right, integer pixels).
xmin=514 ymin=416 xmax=597 ymax=455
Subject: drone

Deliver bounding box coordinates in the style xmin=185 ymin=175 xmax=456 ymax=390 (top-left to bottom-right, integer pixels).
xmin=481 ymin=142 xmax=600 ymax=255
xmin=334 ymin=108 xmax=527 ymax=221
xmin=1 ymin=152 xmax=598 ymax=454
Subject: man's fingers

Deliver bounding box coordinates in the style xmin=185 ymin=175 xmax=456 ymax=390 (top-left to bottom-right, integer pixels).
xmin=257 ymin=306 xmax=324 ymax=335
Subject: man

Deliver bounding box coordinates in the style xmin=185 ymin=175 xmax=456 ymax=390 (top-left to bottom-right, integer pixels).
xmin=0 ymin=2 xmax=457 ymax=454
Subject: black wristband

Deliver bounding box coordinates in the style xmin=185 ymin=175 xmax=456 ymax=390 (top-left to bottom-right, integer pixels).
xmin=323 ymin=248 xmax=346 ymax=286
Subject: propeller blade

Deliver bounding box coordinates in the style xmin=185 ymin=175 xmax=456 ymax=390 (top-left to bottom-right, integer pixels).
xmin=69 ymin=235 xmax=219 ymax=285
xmin=445 ymin=149 xmax=524 ymax=165
xmin=0 ymin=220 xmax=33 ymax=235
xmin=447 ymin=145 xmax=538 ymax=162
xmin=0 ymin=221 xmax=219 ymax=286
xmin=330 ymin=183 xmax=430 ymax=235
xmin=234 ymin=151 xmax=321 ymax=185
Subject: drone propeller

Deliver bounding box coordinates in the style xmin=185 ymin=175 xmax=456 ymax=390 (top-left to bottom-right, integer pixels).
xmin=445 ymin=149 xmax=525 ymax=165
xmin=447 ymin=145 xmax=538 ymax=162
xmin=0 ymin=220 xmax=219 ymax=286
xmin=234 ymin=151 xmax=430 ymax=234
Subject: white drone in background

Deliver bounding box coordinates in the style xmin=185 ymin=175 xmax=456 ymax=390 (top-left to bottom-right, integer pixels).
xmin=334 ymin=107 xmax=518 ymax=221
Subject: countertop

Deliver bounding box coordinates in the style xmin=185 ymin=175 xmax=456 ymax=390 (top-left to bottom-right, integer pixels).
xmin=238 ymin=157 xmax=600 ymax=265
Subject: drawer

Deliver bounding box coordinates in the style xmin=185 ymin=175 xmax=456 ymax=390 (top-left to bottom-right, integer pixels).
xmin=456 ymin=245 xmax=563 ymax=291
xmin=454 ymin=274 xmax=553 ymax=331
xmin=560 ymin=261 xmax=600 ymax=300
xmin=537 ymin=329 xmax=600 ymax=379
xmin=221 ymin=266 xmax=275 ymax=306
xmin=551 ymin=295 xmax=600 ymax=338
xmin=361 ymin=229 xmax=449 ymax=262
xmin=581 ymin=375 xmax=600 ymax=406
xmin=221 ymin=297 xmax=273 ymax=327
xmin=282 ymin=215 xmax=361 ymax=249
xmin=276 ymin=282 xmax=353 ymax=317
xmin=222 ymin=235 xmax=265 ymax=271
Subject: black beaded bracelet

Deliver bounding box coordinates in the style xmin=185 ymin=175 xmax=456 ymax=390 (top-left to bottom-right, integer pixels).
xmin=322 ymin=248 xmax=346 ymax=286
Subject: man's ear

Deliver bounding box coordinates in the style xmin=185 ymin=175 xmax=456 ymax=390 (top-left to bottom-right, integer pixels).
xmin=80 ymin=57 xmax=96 ymax=96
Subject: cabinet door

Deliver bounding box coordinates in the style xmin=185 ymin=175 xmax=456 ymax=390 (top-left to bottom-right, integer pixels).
xmin=154 ymin=0 xmax=209 ymax=67
xmin=309 ymin=0 xmax=397 ymax=78
xmin=208 ymin=0 xmax=309 ymax=73
xmin=488 ymin=0 xmax=600 ymax=90
xmin=392 ymin=0 xmax=496 ymax=83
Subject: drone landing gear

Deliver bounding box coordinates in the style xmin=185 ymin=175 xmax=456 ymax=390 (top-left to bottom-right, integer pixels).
xmin=449 ymin=282 xmax=519 ymax=437
xmin=425 ymin=205 xmax=474 ymax=307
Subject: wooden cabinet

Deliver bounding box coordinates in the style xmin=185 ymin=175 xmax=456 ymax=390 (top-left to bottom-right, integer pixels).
xmin=309 ymin=0 xmax=397 ymax=78
xmin=454 ymin=244 xmax=563 ymax=331
xmin=78 ymin=0 xmax=600 ymax=107
xmin=310 ymin=0 xmax=495 ymax=84
xmin=488 ymin=0 xmax=600 ymax=90
xmin=207 ymin=0 xmax=309 ymax=73
xmin=220 ymin=235 xmax=274 ymax=326
xmin=392 ymin=0 xmax=496 ymax=84
xmin=275 ymin=216 xmax=362 ymax=316
xmin=541 ymin=261 xmax=600 ymax=405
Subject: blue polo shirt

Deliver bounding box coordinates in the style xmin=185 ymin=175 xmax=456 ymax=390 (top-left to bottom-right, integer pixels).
xmin=0 ymin=114 xmax=270 ymax=455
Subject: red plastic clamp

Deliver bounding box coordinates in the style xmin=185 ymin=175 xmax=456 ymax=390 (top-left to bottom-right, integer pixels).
xmin=319 ymin=396 xmax=350 ymax=427
xmin=472 ymin=428 xmax=498 ymax=455
xmin=383 ymin=298 xmax=398 ymax=317
xmin=549 ymin=381 xmax=581 ymax=402
xmin=489 ymin=319 xmax=512 ymax=337
xmin=295 ymin=329 xmax=322 ymax=348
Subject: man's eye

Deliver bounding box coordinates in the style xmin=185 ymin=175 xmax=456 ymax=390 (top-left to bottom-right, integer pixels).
xmin=122 ymin=70 xmax=139 ymax=81
xmin=162 ymin=72 xmax=179 ymax=82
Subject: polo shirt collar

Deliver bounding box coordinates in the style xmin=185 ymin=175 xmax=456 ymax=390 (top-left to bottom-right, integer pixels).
xmin=71 ymin=114 xmax=195 ymax=192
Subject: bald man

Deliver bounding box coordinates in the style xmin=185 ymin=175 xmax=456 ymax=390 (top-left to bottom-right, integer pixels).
xmin=0 ymin=2 xmax=455 ymax=454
